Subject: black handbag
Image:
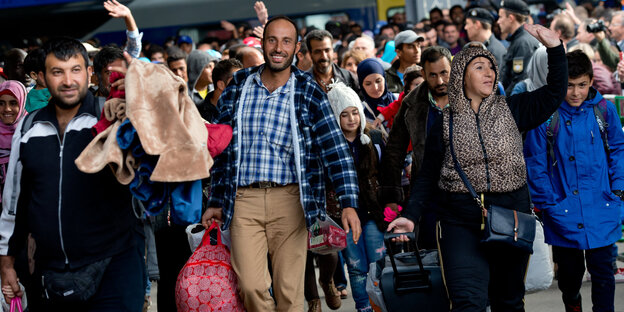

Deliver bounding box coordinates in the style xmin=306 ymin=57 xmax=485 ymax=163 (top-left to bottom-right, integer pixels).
xmin=42 ymin=257 xmax=112 ymax=303
xmin=449 ymin=112 xmax=536 ymax=254
xmin=380 ymin=232 xmax=449 ymax=312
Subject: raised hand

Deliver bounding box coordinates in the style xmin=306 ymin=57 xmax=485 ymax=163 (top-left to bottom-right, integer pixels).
xmin=104 ymin=0 xmax=130 ymax=19
xmin=254 ymin=1 xmax=269 ymax=26
xmin=524 ymin=24 xmax=561 ymax=48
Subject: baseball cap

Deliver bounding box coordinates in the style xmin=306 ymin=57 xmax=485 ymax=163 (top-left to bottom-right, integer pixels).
xmin=466 ymin=8 xmax=495 ymax=25
xmin=394 ymin=30 xmax=425 ymax=47
xmin=243 ymin=36 xmax=262 ymax=49
xmin=500 ymin=0 xmax=530 ymax=16
xmin=178 ymin=35 xmax=193 ymax=45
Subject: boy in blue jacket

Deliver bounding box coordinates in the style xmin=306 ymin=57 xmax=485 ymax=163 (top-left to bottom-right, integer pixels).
xmin=524 ymin=50 xmax=624 ymax=312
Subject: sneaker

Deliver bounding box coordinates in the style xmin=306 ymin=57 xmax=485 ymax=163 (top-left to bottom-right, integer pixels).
xmin=319 ymin=278 xmax=341 ymax=310
xmin=615 ymin=268 xmax=624 ymax=283
xmin=564 ymin=302 xmax=582 ymax=312
xmin=307 ymin=299 xmax=321 ymax=312
xmin=564 ymin=295 xmax=582 ymax=312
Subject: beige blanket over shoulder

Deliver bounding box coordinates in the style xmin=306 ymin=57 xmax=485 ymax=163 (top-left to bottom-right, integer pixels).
xmin=125 ymin=60 xmax=212 ymax=182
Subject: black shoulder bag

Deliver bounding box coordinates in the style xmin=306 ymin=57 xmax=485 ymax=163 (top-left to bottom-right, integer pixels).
xmin=449 ymin=111 xmax=536 ymax=254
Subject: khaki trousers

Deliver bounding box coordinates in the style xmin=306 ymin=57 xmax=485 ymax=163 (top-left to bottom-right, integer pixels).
xmin=230 ymin=184 xmax=308 ymax=312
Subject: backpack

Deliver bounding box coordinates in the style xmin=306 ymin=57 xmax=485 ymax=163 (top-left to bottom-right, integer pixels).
xmin=20 ymin=96 xmax=105 ymax=136
xmin=545 ymin=99 xmax=610 ymax=169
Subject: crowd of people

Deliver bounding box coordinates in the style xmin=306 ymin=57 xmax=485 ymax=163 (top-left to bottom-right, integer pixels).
xmin=0 ymin=0 xmax=623 ymax=311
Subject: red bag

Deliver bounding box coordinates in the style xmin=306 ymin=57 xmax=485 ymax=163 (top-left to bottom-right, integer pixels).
xmin=308 ymin=218 xmax=347 ymax=255
xmin=175 ymin=223 xmax=245 ymax=311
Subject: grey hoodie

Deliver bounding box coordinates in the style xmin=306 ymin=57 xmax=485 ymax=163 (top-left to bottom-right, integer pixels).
xmin=187 ymin=50 xmax=217 ymax=105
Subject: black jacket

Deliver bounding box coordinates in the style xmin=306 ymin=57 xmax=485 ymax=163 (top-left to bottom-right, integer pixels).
xmin=1 ymin=92 xmax=138 ymax=270
xmin=385 ymin=61 xmax=404 ymax=94
xmin=380 ymin=82 xmax=439 ymax=204
xmin=197 ymin=90 xmax=220 ymax=123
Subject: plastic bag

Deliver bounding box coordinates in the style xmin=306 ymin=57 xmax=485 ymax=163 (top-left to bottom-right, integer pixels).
xmin=525 ymin=221 xmax=553 ymax=293
xmin=366 ymin=261 xmax=388 ymax=312
xmin=308 ymin=218 xmax=347 ymax=255
xmin=0 ymin=282 xmax=27 ymax=312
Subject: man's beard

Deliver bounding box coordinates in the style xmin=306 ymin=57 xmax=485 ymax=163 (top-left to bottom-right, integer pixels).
xmin=430 ymin=84 xmax=448 ymax=97
xmin=315 ymin=60 xmax=332 ymax=74
xmin=50 ymin=84 xmax=87 ymax=109
xmin=264 ymin=51 xmax=294 ymax=72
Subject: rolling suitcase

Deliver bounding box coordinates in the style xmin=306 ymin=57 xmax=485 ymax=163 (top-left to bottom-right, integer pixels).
xmin=380 ymin=232 xmax=449 ymax=312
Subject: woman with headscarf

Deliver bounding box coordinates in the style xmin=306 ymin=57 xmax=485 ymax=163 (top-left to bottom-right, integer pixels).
xmin=388 ymin=24 xmax=566 ymax=311
xmin=0 ymin=81 xmax=27 ymax=200
xmin=357 ymin=58 xmax=396 ymax=122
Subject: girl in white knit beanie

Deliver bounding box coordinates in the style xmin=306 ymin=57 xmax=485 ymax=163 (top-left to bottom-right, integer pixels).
xmin=326 ymin=81 xmax=387 ymax=312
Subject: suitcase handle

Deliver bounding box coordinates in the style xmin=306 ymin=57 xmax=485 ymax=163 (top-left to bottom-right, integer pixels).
xmin=384 ymin=232 xmax=431 ymax=294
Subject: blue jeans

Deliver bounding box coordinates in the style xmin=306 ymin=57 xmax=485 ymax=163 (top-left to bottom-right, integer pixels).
xmin=343 ymin=219 xmax=385 ymax=310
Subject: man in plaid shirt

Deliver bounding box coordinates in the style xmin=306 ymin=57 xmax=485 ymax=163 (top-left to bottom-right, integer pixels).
xmin=202 ymin=16 xmax=362 ymax=311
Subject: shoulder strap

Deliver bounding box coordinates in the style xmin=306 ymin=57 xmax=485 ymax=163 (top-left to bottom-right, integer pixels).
xmin=545 ymin=111 xmax=559 ymax=168
xmin=593 ymin=101 xmax=610 ymax=156
xmin=20 ymin=109 xmax=42 ymax=136
xmin=449 ymin=112 xmax=480 ymax=202
xmin=95 ymin=96 xmax=106 ymax=120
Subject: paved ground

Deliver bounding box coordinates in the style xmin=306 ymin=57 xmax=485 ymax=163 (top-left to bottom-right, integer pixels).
xmin=149 ymin=242 xmax=624 ymax=311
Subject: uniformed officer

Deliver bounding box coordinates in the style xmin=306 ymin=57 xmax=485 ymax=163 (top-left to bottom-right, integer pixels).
xmin=465 ymin=8 xmax=507 ymax=69
xmin=497 ymin=0 xmax=540 ymax=94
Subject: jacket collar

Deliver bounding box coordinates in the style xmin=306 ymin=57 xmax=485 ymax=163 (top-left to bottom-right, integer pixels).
xmin=507 ymin=25 xmax=526 ymax=41
xmin=37 ymin=91 xmax=98 ymax=125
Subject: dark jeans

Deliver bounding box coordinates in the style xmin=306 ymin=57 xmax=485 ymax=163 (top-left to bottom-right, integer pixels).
xmin=437 ymin=221 xmax=529 ymax=312
xmin=154 ymin=223 xmax=192 ymax=312
xmin=552 ymin=245 xmax=616 ymax=312
xmin=34 ymin=232 xmax=146 ymax=312
xmin=304 ymin=251 xmax=338 ymax=301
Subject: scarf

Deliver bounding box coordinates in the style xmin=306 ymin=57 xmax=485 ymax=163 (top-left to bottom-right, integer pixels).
xmin=357 ymin=58 xmax=395 ymax=115
xmin=0 ymin=81 xmax=27 ymax=165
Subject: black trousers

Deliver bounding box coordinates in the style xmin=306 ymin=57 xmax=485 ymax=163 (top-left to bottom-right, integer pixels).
xmin=154 ymin=223 xmax=192 ymax=312
xmin=437 ymin=221 xmax=530 ymax=312
xmin=552 ymin=245 xmax=615 ymax=312
xmin=32 ymin=231 xmax=146 ymax=312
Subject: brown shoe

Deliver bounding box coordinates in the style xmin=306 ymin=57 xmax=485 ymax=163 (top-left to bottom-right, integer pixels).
xmin=308 ymin=298 xmax=322 ymax=312
xmin=319 ymin=278 xmax=342 ymax=310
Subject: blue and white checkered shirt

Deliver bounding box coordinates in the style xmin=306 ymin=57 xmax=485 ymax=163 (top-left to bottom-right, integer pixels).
xmin=238 ymin=71 xmax=298 ymax=186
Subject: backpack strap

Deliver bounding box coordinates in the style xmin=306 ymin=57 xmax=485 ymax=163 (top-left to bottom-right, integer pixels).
xmin=20 ymin=109 xmax=42 ymax=137
xmin=593 ymin=100 xmax=610 ymax=157
xmin=545 ymin=111 xmax=559 ymax=169
xmin=95 ymin=96 xmax=106 ymax=120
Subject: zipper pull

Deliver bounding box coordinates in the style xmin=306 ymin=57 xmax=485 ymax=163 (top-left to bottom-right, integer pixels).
xmin=591 ymin=130 xmax=594 ymax=144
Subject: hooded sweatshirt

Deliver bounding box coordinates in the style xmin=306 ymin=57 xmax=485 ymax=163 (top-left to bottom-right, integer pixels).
xmin=402 ymin=44 xmax=568 ymax=227
xmin=187 ymin=50 xmax=216 ymax=105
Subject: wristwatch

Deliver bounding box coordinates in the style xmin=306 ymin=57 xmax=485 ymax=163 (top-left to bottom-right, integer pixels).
xmin=613 ymin=190 xmax=624 ymax=201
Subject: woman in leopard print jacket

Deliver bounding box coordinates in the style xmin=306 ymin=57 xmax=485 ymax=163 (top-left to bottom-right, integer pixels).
xmin=388 ymin=24 xmax=568 ymax=312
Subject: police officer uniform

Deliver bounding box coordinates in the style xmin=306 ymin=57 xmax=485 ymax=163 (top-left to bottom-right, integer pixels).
xmin=499 ymin=0 xmax=540 ymax=94
xmin=466 ymin=8 xmax=507 ymax=69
